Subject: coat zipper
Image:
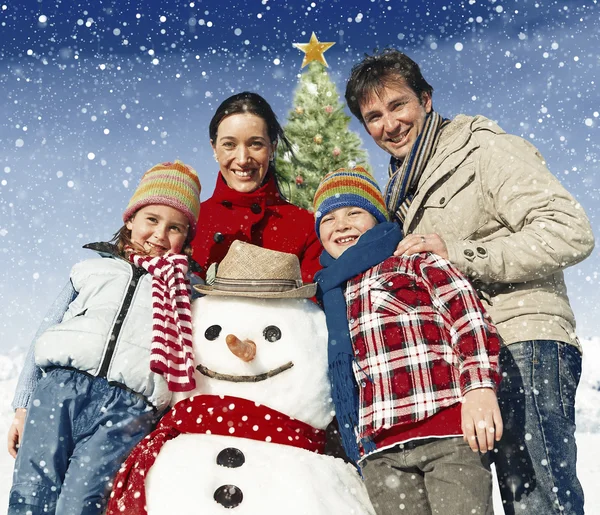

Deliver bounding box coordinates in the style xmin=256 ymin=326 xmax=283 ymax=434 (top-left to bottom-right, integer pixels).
xmin=97 ymin=264 xmax=147 ymax=378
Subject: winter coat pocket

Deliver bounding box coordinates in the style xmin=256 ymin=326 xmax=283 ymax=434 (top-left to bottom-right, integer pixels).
xmin=420 ymin=164 xmax=488 ymax=240
xmin=369 ymin=274 xmax=420 ymax=317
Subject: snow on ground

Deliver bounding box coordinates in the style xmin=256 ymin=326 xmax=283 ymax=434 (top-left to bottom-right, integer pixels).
xmin=0 ymin=340 xmax=598 ymax=513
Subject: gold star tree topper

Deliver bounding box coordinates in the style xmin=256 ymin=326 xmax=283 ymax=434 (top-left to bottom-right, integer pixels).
xmin=293 ymin=32 xmax=335 ymax=68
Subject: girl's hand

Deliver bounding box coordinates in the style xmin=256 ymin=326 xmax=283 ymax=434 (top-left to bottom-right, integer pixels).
xmin=461 ymin=388 xmax=503 ymax=453
xmin=7 ymin=408 xmax=27 ymax=458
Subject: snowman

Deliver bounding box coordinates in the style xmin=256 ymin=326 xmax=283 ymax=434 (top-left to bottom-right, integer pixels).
xmin=107 ymin=241 xmax=375 ymax=515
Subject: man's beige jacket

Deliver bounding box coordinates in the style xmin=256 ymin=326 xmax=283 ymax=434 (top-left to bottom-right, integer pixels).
xmin=403 ymin=115 xmax=595 ymax=349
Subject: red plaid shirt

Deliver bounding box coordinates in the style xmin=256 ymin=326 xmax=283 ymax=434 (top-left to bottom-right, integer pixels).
xmin=345 ymin=252 xmax=501 ymax=443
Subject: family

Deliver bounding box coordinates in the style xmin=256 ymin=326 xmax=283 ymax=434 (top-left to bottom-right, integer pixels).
xmin=7 ymin=49 xmax=594 ymax=515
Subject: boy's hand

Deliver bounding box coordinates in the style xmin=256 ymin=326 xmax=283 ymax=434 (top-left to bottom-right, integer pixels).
xmin=393 ymin=233 xmax=449 ymax=259
xmin=7 ymin=408 xmax=27 ymax=458
xmin=461 ymin=388 xmax=503 ymax=453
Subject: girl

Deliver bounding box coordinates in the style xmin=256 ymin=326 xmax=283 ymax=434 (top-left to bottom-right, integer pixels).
xmin=7 ymin=160 xmax=201 ymax=515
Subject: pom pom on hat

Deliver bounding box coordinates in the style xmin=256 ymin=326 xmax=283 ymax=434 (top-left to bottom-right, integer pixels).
xmin=313 ymin=166 xmax=389 ymax=240
xmin=123 ymin=160 xmax=201 ymax=238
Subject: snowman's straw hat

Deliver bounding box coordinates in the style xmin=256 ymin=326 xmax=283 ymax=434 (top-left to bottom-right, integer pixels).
xmin=194 ymin=241 xmax=317 ymax=298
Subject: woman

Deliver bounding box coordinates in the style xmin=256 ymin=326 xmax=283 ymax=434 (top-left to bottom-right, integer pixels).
xmin=191 ymin=92 xmax=322 ymax=283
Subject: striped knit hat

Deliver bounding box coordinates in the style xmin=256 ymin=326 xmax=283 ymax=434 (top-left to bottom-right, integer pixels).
xmin=313 ymin=166 xmax=389 ymax=239
xmin=123 ymin=160 xmax=201 ymax=238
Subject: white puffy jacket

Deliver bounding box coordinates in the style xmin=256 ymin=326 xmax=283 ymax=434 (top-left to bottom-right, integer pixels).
xmin=35 ymin=243 xmax=172 ymax=411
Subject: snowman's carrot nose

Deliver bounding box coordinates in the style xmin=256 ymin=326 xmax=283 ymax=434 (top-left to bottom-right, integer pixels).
xmin=225 ymin=334 xmax=257 ymax=362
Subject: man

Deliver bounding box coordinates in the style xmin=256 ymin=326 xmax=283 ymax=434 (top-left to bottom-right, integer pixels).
xmin=345 ymin=49 xmax=594 ymax=515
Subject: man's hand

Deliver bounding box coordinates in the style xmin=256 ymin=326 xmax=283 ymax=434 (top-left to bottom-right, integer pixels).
xmin=7 ymin=408 xmax=27 ymax=458
xmin=393 ymin=233 xmax=449 ymax=259
xmin=461 ymin=388 xmax=503 ymax=453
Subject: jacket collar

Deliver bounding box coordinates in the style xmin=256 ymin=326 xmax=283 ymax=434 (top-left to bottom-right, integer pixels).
xmin=83 ymin=241 xmax=122 ymax=258
xmin=402 ymin=115 xmax=502 ymax=230
xmin=210 ymin=171 xmax=286 ymax=208
xmin=418 ymin=114 xmax=506 ymax=187
xmin=416 ymin=115 xmax=477 ymax=187
xmin=83 ymin=241 xmax=203 ymax=274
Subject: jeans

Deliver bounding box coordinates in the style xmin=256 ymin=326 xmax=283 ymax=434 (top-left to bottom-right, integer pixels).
xmin=9 ymin=368 xmax=161 ymax=515
xmin=494 ymin=340 xmax=584 ymax=514
xmin=361 ymin=437 xmax=493 ymax=515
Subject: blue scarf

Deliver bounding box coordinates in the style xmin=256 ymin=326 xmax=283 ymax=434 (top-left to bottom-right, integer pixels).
xmin=315 ymin=222 xmax=403 ymax=464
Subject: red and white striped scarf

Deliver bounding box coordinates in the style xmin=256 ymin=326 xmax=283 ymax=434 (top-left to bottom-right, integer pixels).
xmin=129 ymin=253 xmax=196 ymax=392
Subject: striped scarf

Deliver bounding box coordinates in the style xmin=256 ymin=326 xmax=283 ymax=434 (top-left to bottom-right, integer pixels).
xmin=384 ymin=111 xmax=450 ymax=225
xmin=130 ymin=253 xmax=196 ymax=392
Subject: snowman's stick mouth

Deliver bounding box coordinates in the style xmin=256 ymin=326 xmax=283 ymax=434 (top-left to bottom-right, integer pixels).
xmin=196 ymin=361 xmax=294 ymax=382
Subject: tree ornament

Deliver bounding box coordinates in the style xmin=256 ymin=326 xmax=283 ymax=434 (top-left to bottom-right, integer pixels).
xmin=324 ymin=105 xmax=333 ymax=114
xmin=306 ymin=82 xmax=318 ymax=96
xmin=332 ymin=147 xmax=341 ymax=157
xmin=313 ymin=134 xmax=323 ymax=145
xmin=295 ymin=106 xmax=304 ymax=115
xmin=295 ymin=175 xmax=304 ymax=186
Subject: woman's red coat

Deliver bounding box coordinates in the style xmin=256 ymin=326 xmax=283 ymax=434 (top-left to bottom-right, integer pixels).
xmin=191 ymin=172 xmax=323 ymax=284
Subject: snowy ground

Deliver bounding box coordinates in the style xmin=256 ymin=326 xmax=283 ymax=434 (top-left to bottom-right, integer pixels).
xmin=0 ymin=340 xmax=598 ymax=514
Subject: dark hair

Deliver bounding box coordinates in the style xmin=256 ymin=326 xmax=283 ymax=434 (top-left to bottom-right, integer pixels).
xmin=209 ymin=91 xmax=292 ymax=156
xmin=345 ymin=49 xmax=434 ymax=124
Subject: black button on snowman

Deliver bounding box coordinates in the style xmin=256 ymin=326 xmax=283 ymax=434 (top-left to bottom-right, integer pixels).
xmin=217 ymin=447 xmax=246 ymax=468
xmin=213 ymin=484 xmax=244 ymax=509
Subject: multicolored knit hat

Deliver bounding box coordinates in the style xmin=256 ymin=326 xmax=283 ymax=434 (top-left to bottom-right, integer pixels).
xmin=313 ymin=166 xmax=389 ymax=239
xmin=123 ymin=160 xmax=201 ymax=238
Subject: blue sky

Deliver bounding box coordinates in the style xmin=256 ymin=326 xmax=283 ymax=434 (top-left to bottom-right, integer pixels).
xmin=1 ymin=0 xmax=598 ymax=351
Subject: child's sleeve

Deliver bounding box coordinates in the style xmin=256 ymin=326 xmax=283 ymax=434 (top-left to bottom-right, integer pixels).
xmin=12 ymin=280 xmax=78 ymax=410
xmin=416 ymin=254 xmax=501 ymax=395
xmin=190 ymin=272 xmax=205 ymax=301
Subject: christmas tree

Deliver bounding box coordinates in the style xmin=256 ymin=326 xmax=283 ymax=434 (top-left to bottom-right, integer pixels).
xmin=275 ymin=61 xmax=371 ymax=210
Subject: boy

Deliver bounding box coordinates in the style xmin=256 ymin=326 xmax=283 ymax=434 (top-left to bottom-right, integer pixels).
xmin=313 ymin=166 xmax=502 ymax=515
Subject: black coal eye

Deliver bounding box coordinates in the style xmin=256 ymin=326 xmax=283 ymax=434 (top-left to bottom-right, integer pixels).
xmin=263 ymin=325 xmax=281 ymax=342
xmin=205 ymin=325 xmax=222 ymax=341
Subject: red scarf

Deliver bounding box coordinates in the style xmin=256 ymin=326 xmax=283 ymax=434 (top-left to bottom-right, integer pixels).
xmin=130 ymin=253 xmax=196 ymax=392
xmin=107 ymin=394 xmax=326 ymax=514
